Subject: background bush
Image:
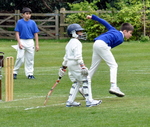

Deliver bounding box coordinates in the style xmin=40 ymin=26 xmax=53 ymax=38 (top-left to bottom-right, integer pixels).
xmin=65 ymin=0 xmax=150 ymax=41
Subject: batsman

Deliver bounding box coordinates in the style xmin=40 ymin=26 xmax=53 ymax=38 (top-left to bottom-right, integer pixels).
xmin=58 ymin=23 xmax=102 ymax=107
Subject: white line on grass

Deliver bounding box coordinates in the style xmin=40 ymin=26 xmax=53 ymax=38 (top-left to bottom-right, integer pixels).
xmin=24 ymin=103 xmax=65 ymax=110
xmin=24 ymin=96 xmax=116 ymax=110
xmin=3 ymin=96 xmax=116 ymax=110
xmin=14 ymin=96 xmax=45 ymax=101
xmin=104 ymin=96 xmax=117 ymax=98
xmin=0 ymin=96 xmax=45 ymax=103
xmin=135 ymin=73 xmax=150 ymax=75
xmin=1 ymin=94 xmax=117 ymax=110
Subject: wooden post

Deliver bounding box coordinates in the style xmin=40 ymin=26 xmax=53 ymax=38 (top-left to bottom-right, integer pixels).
xmin=55 ymin=10 xmax=59 ymax=39
xmin=143 ymin=0 xmax=146 ymax=36
xmin=60 ymin=8 xmax=66 ymax=38
xmin=15 ymin=10 xmax=20 ymax=25
xmin=5 ymin=57 xmax=14 ymax=102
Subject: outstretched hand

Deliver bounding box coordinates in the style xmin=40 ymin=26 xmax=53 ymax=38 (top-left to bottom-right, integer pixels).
xmin=86 ymin=15 xmax=92 ymax=19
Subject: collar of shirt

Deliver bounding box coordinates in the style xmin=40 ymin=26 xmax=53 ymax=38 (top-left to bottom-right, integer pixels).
xmin=120 ymin=31 xmax=124 ymax=38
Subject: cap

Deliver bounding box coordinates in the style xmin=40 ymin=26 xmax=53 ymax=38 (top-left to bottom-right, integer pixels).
xmin=22 ymin=7 xmax=32 ymax=14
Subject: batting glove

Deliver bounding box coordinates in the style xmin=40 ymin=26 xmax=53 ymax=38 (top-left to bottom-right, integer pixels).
xmin=80 ymin=64 xmax=88 ymax=76
xmin=58 ymin=66 xmax=67 ymax=77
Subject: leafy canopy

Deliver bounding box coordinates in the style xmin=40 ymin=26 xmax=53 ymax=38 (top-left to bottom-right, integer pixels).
xmin=66 ymin=0 xmax=150 ymax=41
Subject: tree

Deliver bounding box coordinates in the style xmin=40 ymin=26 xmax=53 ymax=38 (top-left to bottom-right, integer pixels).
xmin=0 ymin=0 xmax=118 ymax=13
xmin=0 ymin=0 xmax=88 ymax=12
xmin=65 ymin=0 xmax=150 ymax=40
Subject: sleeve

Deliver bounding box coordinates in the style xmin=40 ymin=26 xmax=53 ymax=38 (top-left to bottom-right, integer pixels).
xmin=62 ymin=54 xmax=68 ymax=66
xmin=14 ymin=20 xmax=20 ymax=32
xmin=74 ymin=41 xmax=84 ymax=64
xmin=33 ymin=20 xmax=40 ymax=33
xmin=92 ymin=14 xmax=114 ymax=30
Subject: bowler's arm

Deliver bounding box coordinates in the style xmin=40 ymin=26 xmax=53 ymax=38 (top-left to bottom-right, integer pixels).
xmin=87 ymin=15 xmax=113 ymax=30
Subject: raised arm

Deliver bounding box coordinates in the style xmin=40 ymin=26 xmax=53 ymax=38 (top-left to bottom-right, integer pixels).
xmin=86 ymin=15 xmax=113 ymax=30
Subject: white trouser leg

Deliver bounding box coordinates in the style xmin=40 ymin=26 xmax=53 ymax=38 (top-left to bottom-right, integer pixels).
xmin=13 ymin=39 xmax=35 ymax=77
xmin=13 ymin=47 xmax=25 ymax=74
xmin=24 ymin=45 xmax=35 ymax=76
xmin=78 ymin=76 xmax=93 ymax=102
xmin=67 ymin=60 xmax=90 ymax=102
xmin=87 ymin=76 xmax=93 ymax=101
xmin=89 ymin=40 xmax=118 ymax=84
xmin=82 ymin=78 xmax=93 ymax=102
xmin=67 ymin=60 xmax=95 ymax=103
xmin=88 ymin=45 xmax=102 ymax=79
xmin=67 ymin=82 xmax=80 ymax=103
xmin=82 ymin=81 xmax=88 ymax=99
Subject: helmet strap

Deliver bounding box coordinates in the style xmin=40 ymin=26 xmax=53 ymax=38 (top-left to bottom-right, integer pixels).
xmin=71 ymin=30 xmax=78 ymax=38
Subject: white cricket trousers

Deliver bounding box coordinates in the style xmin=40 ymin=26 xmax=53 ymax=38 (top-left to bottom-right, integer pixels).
xmin=13 ymin=39 xmax=35 ymax=77
xmin=89 ymin=40 xmax=118 ymax=84
xmin=67 ymin=60 xmax=93 ymax=102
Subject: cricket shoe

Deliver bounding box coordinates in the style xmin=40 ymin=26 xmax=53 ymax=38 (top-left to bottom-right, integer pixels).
xmin=66 ymin=101 xmax=81 ymax=107
xmin=13 ymin=74 xmax=17 ymax=79
xmin=109 ymin=87 xmax=125 ymax=97
xmin=78 ymin=88 xmax=85 ymax=99
xmin=86 ymin=100 xmax=102 ymax=107
xmin=28 ymin=75 xmax=35 ymax=79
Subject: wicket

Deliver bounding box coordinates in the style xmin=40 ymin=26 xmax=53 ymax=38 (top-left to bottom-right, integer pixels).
xmin=5 ymin=57 xmax=14 ymax=102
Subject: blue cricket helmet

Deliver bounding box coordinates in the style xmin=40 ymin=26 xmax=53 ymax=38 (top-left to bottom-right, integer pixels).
xmin=67 ymin=24 xmax=84 ymax=37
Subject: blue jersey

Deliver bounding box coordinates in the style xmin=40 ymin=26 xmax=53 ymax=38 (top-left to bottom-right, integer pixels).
xmin=14 ymin=19 xmax=39 ymax=39
xmin=92 ymin=15 xmax=124 ymax=48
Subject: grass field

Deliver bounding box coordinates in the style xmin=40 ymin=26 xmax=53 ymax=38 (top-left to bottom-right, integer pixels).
xmin=0 ymin=39 xmax=150 ymax=127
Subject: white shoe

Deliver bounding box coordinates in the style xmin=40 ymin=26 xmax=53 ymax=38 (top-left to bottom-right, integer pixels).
xmin=86 ymin=100 xmax=102 ymax=107
xmin=109 ymin=87 xmax=125 ymax=97
xmin=66 ymin=101 xmax=81 ymax=107
xmin=78 ymin=88 xmax=85 ymax=98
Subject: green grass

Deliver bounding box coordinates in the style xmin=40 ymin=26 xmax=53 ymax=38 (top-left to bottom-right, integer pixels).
xmin=0 ymin=39 xmax=150 ymax=127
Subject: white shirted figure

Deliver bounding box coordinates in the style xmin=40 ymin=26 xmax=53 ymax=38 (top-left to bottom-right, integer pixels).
xmin=58 ymin=24 xmax=102 ymax=107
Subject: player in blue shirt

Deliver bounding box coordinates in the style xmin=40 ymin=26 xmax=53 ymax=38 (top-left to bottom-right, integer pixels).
xmin=86 ymin=14 xmax=134 ymax=97
xmin=13 ymin=7 xmax=40 ymax=79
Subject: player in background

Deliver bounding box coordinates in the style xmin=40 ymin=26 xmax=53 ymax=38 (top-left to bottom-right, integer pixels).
xmin=58 ymin=24 xmax=102 ymax=107
xmin=13 ymin=7 xmax=40 ymax=79
xmin=83 ymin=15 xmax=134 ymax=97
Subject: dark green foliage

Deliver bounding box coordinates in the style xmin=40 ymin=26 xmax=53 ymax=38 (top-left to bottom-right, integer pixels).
xmin=1 ymin=0 xmax=150 ymax=40
xmin=65 ymin=0 xmax=150 ymax=41
xmin=140 ymin=35 xmax=150 ymax=42
xmin=0 ymin=0 xmax=120 ymax=13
